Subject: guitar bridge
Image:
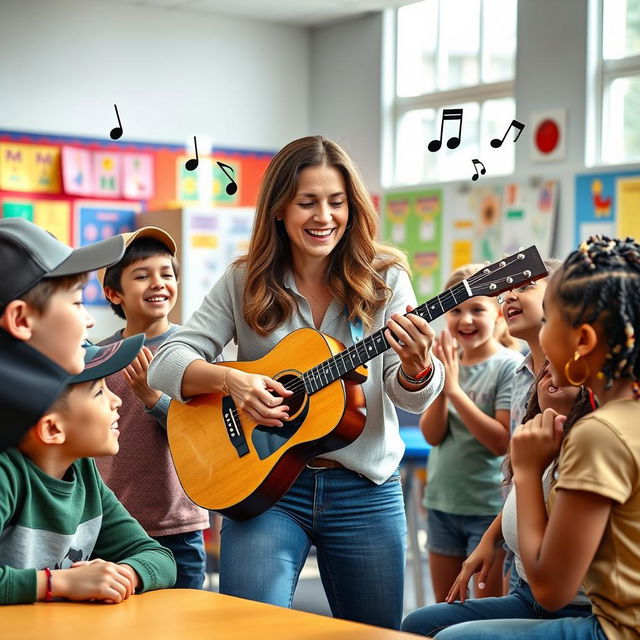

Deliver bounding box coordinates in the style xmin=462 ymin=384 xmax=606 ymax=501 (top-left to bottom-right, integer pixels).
xmin=222 ymin=396 xmax=249 ymax=457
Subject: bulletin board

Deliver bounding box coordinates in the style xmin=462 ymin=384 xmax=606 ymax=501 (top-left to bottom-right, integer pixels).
xmin=383 ymin=189 xmax=444 ymax=302
xmin=0 ymin=129 xmax=274 ymax=304
xmin=575 ymin=169 xmax=640 ymax=246
xmin=383 ymin=180 xmax=558 ymax=299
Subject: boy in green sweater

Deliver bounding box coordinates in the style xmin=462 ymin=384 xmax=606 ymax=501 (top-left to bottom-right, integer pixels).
xmin=0 ymin=334 xmax=177 ymax=605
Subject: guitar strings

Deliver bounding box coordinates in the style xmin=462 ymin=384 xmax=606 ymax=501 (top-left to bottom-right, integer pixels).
xmin=269 ymin=260 xmax=529 ymax=399
xmin=227 ymin=258 xmax=532 ymax=422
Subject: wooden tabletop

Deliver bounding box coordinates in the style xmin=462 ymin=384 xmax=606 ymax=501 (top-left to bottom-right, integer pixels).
xmin=4 ymin=589 xmax=423 ymax=639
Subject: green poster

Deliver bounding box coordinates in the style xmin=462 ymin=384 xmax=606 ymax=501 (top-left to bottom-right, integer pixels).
xmin=2 ymin=201 xmax=34 ymax=221
xmin=383 ymin=189 xmax=443 ymax=303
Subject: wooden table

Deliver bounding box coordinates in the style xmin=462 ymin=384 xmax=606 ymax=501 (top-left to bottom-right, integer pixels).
xmin=4 ymin=589 xmax=425 ymax=639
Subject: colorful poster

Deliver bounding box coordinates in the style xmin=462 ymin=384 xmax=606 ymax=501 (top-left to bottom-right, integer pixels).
xmin=75 ymin=201 xmax=139 ymax=305
xmin=616 ymin=176 xmax=640 ymax=241
xmin=0 ymin=143 xmax=31 ymax=191
xmin=182 ymin=209 xmax=222 ymax=319
xmin=385 ymin=194 xmax=410 ymax=244
xmin=224 ymin=207 xmax=254 ymax=263
xmin=62 ymin=146 xmax=94 ymax=196
xmin=123 ymin=153 xmax=154 ymax=200
xmin=502 ymin=180 xmax=558 ymax=257
xmin=447 ymin=185 xmax=503 ymax=266
xmin=93 ymin=152 xmax=121 ymax=198
xmin=2 ymin=199 xmax=34 ymax=220
xmin=472 ymin=187 xmax=502 ymax=263
xmin=34 ymin=200 xmax=72 ymax=245
xmin=574 ymin=170 xmax=640 ymax=246
xmin=0 ymin=144 xmax=58 ymax=192
xmin=177 ymin=156 xmax=205 ymax=202
xmin=212 ymin=157 xmax=240 ymax=205
xmin=29 ymin=145 xmax=62 ymax=193
xmin=383 ymin=189 xmax=443 ymax=301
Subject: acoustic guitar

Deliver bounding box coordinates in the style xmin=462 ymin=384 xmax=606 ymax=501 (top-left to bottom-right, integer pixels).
xmin=168 ymin=246 xmax=547 ymax=520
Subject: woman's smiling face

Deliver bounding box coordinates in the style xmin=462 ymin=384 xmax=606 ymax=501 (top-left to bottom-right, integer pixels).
xmin=280 ymin=165 xmax=349 ymax=267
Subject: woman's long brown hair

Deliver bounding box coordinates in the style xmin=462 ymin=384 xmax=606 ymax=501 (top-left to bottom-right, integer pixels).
xmin=234 ymin=136 xmax=409 ymax=336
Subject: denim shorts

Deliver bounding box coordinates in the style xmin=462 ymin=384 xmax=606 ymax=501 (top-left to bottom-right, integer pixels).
xmin=426 ymin=508 xmax=497 ymax=557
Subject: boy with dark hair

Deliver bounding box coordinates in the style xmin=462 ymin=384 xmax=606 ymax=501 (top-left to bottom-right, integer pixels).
xmin=0 ymin=218 xmax=125 ymax=452
xmin=0 ymin=334 xmax=177 ymax=604
xmin=96 ymin=227 xmax=209 ymax=589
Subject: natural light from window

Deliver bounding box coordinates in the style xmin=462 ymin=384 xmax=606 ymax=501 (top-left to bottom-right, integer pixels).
xmin=393 ymin=0 xmax=517 ymax=184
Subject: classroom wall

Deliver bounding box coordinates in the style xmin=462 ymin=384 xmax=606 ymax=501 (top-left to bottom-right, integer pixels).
xmin=309 ymin=13 xmax=384 ymax=194
xmin=0 ymin=0 xmax=309 ymax=151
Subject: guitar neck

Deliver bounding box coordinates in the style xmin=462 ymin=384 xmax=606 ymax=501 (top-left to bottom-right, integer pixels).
xmin=300 ymin=279 xmax=471 ymax=395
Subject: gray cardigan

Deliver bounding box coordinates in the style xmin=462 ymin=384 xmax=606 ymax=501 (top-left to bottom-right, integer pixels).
xmin=148 ymin=262 xmax=444 ymax=484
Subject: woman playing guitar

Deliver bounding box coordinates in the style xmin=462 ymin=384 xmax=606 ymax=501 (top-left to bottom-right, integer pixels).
xmin=148 ymin=136 xmax=444 ymax=629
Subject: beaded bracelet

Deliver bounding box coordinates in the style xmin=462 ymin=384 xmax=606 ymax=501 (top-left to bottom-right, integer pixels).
xmin=399 ymin=362 xmax=434 ymax=386
xmin=43 ymin=567 xmax=53 ymax=602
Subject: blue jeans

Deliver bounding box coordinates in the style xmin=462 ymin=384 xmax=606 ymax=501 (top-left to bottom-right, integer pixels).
xmin=153 ymin=530 xmax=206 ymax=589
xmin=402 ymin=576 xmax=602 ymax=639
xmin=219 ymin=467 xmax=407 ymax=629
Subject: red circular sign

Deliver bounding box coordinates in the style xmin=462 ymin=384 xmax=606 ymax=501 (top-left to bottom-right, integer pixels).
xmin=535 ymin=119 xmax=560 ymax=154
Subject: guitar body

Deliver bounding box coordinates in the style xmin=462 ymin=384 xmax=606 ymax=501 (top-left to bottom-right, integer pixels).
xmin=168 ymin=328 xmax=367 ymax=521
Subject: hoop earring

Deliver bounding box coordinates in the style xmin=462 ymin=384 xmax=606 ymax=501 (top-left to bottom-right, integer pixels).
xmin=564 ymin=351 xmax=590 ymax=386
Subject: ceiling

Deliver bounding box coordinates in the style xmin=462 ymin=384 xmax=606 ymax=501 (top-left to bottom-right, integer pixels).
xmin=91 ymin=0 xmax=415 ymax=26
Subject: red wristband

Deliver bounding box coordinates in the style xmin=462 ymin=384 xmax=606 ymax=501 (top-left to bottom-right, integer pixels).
xmin=414 ymin=364 xmax=433 ymax=379
xmin=43 ymin=567 xmax=53 ymax=602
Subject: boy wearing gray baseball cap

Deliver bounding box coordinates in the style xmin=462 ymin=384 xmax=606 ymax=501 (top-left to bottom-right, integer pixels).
xmin=0 ymin=218 xmax=126 ymax=451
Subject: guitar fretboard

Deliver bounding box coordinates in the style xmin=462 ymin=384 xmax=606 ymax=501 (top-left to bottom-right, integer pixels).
xmin=299 ymin=279 xmax=471 ymax=395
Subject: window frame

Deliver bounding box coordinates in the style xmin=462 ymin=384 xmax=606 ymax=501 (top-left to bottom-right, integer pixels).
xmin=587 ymin=0 xmax=640 ymax=166
xmin=385 ymin=0 xmax=516 ymax=187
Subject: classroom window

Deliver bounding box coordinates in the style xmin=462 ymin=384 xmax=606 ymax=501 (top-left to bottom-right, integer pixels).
xmin=391 ymin=0 xmax=517 ymax=184
xmin=593 ymin=0 xmax=640 ymax=164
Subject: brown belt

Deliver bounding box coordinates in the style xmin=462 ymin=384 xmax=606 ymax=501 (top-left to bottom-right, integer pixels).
xmin=306 ymin=457 xmax=344 ymax=469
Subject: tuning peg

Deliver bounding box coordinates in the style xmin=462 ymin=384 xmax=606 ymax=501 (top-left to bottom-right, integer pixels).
xmin=523 ymin=270 xmax=531 ymax=278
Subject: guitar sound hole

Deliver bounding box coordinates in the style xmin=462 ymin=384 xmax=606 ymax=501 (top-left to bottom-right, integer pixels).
xmin=251 ymin=372 xmax=308 ymax=460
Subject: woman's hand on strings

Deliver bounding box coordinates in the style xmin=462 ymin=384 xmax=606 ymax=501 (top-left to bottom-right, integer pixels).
xmin=226 ymin=369 xmax=292 ymax=427
xmin=385 ymin=304 xmax=435 ymax=377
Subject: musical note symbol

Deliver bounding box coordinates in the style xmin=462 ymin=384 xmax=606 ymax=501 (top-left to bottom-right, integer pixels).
xmin=185 ymin=136 xmax=199 ymax=171
xmin=109 ymin=104 xmax=123 ymax=140
xmin=428 ymin=108 xmax=463 ymax=152
xmin=490 ymin=119 xmax=525 ymax=148
xmin=217 ymin=161 xmax=238 ymax=195
xmin=471 ymin=158 xmax=486 ymax=181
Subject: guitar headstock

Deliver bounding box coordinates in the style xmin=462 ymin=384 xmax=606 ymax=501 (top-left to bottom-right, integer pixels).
xmin=466 ymin=246 xmax=548 ymax=298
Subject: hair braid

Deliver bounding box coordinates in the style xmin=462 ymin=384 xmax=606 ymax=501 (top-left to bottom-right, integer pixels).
xmin=554 ymin=235 xmax=640 ymax=391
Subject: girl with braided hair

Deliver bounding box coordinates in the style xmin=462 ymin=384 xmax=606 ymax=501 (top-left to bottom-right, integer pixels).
xmin=402 ymin=362 xmax=594 ymax=637
xmin=424 ymin=235 xmax=640 ymax=639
